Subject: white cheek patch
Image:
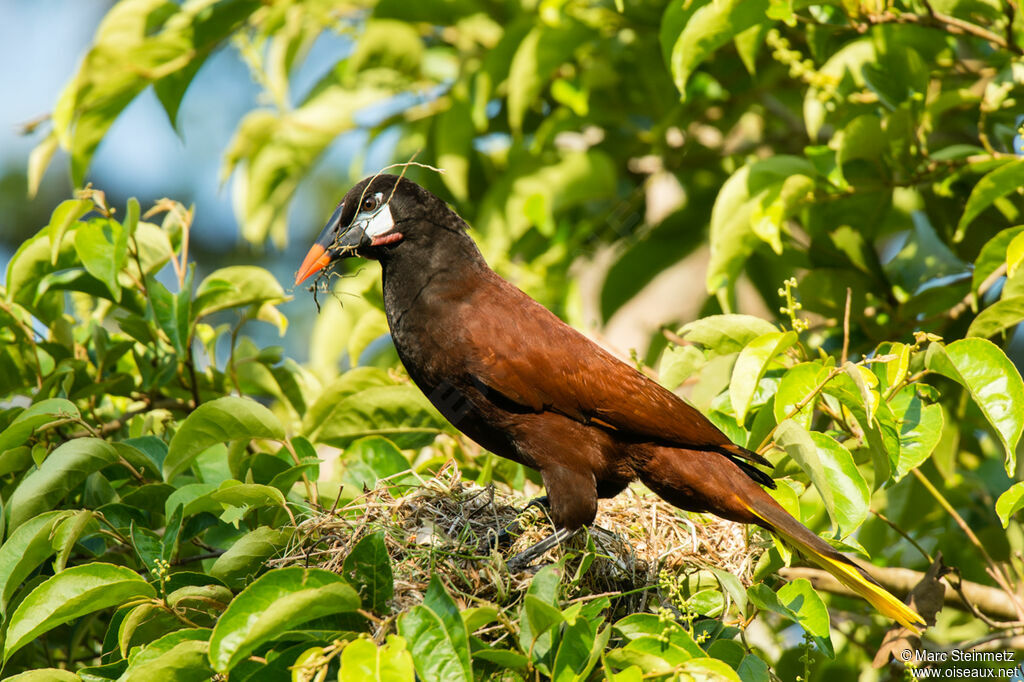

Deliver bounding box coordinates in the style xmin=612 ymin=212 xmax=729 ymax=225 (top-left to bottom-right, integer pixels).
xmin=363 ymin=203 xmax=395 ymax=238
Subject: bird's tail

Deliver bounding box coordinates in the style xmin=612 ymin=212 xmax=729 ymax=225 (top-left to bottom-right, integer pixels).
xmin=745 ymin=496 xmax=926 ymax=634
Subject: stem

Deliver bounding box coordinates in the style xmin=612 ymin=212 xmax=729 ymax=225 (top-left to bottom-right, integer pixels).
xmin=872 ymin=510 xmax=933 ymax=563
xmin=757 ymin=366 xmax=843 ymax=453
xmin=281 ymin=438 xmax=319 ymax=506
xmin=841 ymin=287 xmax=851 ymax=366
xmin=858 ymin=5 xmax=1022 ymax=55
xmin=911 ymin=468 xmax=1024 ymax=620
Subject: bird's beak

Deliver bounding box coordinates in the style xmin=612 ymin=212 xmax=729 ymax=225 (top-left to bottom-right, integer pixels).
xmin=294 ymin=205 xmax=370 ymax=286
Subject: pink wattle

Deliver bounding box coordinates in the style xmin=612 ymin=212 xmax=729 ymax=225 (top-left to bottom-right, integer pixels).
xmin=371 ymin=232 xmax=403 ymax=246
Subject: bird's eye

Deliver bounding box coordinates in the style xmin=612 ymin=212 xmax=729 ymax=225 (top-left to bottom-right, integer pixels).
xmin=362 ymin=196 xmax=380 ymax=212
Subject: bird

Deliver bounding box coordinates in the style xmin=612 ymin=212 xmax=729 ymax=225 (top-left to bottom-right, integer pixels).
xmin=295 ymin=173 xmax=925 ymax=633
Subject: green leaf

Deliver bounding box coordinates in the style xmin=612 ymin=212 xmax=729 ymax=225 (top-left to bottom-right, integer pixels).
xmin=667 ymin=0 xmax=770 ymax=97
xmin=748 ymin=579 xmax=833 ymax=657
xmin=434 ymin=98 xmax=474 ymax=201
xmin=679 ymin=315 xmax=779 ymax=355
xmin=823 ymin=372 xmax=899 ymax=484
xmin=552 ymin=620 xmax=609 ymax=682
xmin=342 ymin=532 xmax=394 ymax=614
xmin=774 ymin=361 xmax=828 ymax=429
xmin=210 ymin=482 xmax=286 ymax=510
xmin=4 ymin=563 xmax=154 ymax=662
xmin=27 ymin=132 xmax=59 ymax=199
xmin=147 ymin=275 xmax=190 ymax=355
xmin=163 ymin=397 xmax=284 ymax=481
xmin=516 ymin=565 xmax=562 ymax=670
xmin=462 ymin=606 xmax=501 ymax=634
xmin=56 ymin=0 xmax=259 ymax=184
xmin=208 ymin=567 xmax=359 ymax=672
xmin=659 ymin=344 xmax=705 ymax=391
xmin=890 ymin=388 xmax=944 ymax=481
xmin=226 ymin=81 xmax=394 ymax=246
xmin=209 ymin=526 xmax=293 ymax=589
xmin=346 ymin=307 xmax=389 ymax=368
xmin=507 ymin=23 xmax=590 ymax=132
xmin=7 ymin=438 xmax=120 ymax=531
xmin=925 ymin=339 xmax=1024 ymax=474
xmin=862 ymin=46 xmax=928 ymax=110
xmin=0 ymin=398 xmax=80 ymax=454
xmin=117 ymin=602 xmax=183 ymax=659
xmin=1007 ymin=232 xmax=1024 ymax=278
xmin=996 ymin=482 xmax=1024 ymax=528
xmin=956 ymin=159 xmax=1024 ymax=241
xmin=803 ymin=39 xmax=874 ymax=141
xmin=316 ymin=385 xmax=450 ymax=449
xmin=774 ymin=420 xmax=869 ymax=535
xmin=338 ymin=635 xmax=415 ymax=682
xmin=397 ymin=575 xmax=473 ymax=682
xmin=74 ymin=218 xmax=128 ymax=301
xmin=972 ymin=226 xmax=1024 ymax=293
xmin=341 ymin=436 xmax=414 ymax=497
xmin=967 ymin=297 xmax=1024 ymax=338
xmin=193 ymin=266 xmax=288 ymax=319
xmin=4 ymin=670 xmax=80 ymax=682
xmin=606 ymin=619 xmax=704 ymax=671
xmin=706 ymin=157 xmax=816 ymax=295
xmin=47 ymin=198 xmax=94 ymax=265
xmin=301 ymin=367 xmax=395 ymax=438
xmin=53 ymin=509 xmax=96 ymax=572
xmin=835 ymin=115 xmax=885 ymax=183
xmin=0 ymin=510 xmax=74 ymax=618
xmin=757 ymin=178 xmax=815 ymax=254
xmin=730 ymin=331 xmax=797 ymax=422
xmin=121 ymin=628 xmax=213 ymax=682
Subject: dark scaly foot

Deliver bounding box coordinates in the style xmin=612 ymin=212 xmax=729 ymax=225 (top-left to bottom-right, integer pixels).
xmin=506 ymin=527 xmax=580 ymax=571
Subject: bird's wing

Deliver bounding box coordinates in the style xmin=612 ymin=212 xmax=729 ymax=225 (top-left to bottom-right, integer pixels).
xmin=457 ymin=276 xmax=743 ymax=454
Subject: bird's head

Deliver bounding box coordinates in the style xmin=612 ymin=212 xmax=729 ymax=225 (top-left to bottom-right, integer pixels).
xmin=295 ymin=173 xmax=446 ymax=286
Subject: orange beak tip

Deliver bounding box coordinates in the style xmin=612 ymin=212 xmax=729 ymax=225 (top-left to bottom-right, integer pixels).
xmin=295 ymin=245 xmax=330 ymax=286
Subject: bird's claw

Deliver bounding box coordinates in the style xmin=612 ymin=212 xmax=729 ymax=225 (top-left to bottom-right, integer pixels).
xmin=506 ymin=527 xmax=579 ymax=571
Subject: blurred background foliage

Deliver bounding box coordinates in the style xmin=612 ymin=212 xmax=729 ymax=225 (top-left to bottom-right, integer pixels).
xmin=3 ymin=0 xmax=1024 ymax=678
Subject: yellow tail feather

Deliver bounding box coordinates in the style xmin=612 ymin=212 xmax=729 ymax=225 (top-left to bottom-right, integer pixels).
xmin=807 ymin=551 xmax=924 ymax=635
xmin=748 ymin=506 xmax=925 ymax=634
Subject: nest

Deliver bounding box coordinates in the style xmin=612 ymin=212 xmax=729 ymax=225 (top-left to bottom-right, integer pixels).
xmin=270 ymin=462 xmax=768 ymax=636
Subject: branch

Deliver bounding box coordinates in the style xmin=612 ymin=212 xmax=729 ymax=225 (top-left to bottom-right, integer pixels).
xmin=779 ymin=566 xmax=1024 ymax=623
xmin=857 ymin=8 xmax=1022 ymax=56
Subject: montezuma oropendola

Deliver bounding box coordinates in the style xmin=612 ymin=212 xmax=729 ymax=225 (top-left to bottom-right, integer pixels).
xmin=296 ymin=174 xmax=925 ymax=633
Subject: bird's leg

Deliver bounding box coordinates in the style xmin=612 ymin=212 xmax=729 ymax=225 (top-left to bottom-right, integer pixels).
xmin=506 ymin=526 xmax=580 ymax=571
xmin=521 ymin=495 xmax=549 ymax=513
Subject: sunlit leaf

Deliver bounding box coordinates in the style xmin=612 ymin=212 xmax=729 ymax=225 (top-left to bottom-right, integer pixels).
xmin=208 ymin=567 xmax=359 ymax=672
xmin=338 ymin=635 xmax=415 ymax=682
xmin=193 ymin=266 xmax=288 ymax=319
xmin=7 ymin=438 xmax=120 ymax=531
xmin=730 ymin=331 xmax=797 ymax=422
xmin=666 ymin=0 xmax=770 ymax=97
xmin=397 ymin=575 xmax=472 ymax=682
xmin=956 ymin=159 xmax=1024 ymax=241
xmin=996 ymin=482 xmax=1024 ymax=528
xmin=748 ymin=579 xmax=833 ymax=658
xmin=926 ymin=339 xmax=1024 ymax=474
xmin=163 ymin=397 xmax=284 ymax=481
xmin=774 ymin=420 xmax=869 ymax=535
xmin=4 ymin=563 xmax=154 ymax=663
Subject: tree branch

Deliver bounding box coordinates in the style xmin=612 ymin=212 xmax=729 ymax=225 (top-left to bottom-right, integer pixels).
xmin=857 ymin=7 xmax=1022 ymax=56
xmin=779 ymin=566 xmax=1024 ymax=623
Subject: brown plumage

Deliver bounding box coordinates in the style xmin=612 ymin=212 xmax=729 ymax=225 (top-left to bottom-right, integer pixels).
xmin=296 ymin=174 xmax=925 ymax=633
